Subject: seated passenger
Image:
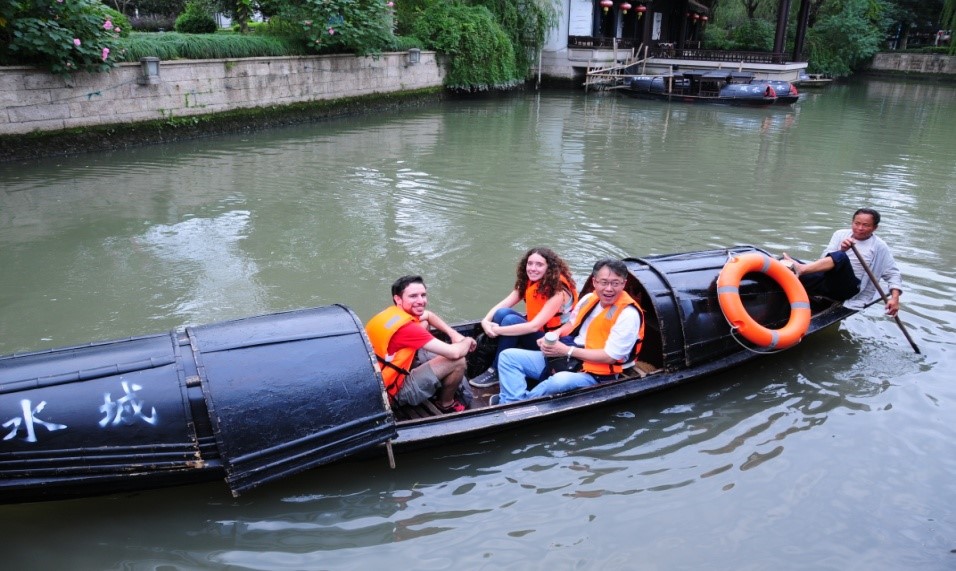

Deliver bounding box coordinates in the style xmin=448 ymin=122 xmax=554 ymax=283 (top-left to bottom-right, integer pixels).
xmin=469 ymin=247 xmax=577 ymax=388
xmin=494 ymin=259 xmax=644 ymax=404
xmin=365 ymin=275 xmax=477 ymax=413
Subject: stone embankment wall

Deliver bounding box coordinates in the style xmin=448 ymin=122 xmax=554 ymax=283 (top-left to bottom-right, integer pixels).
xmin=0 ymin=51 xmax=444 ymax=136
xmin=869 ymin=52 xmax=956 ymax=75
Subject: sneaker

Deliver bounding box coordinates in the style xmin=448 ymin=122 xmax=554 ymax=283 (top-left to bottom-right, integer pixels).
xmin=488 ymin=394 xmax=501 ymax=406
xmin=469 ymin=368 xmax=499 ymax=388
xmin=435 ymin=397 xmax=466 ymax=414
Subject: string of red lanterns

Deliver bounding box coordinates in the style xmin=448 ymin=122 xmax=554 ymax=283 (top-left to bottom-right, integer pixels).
xmin=597 ymin=2 xmax=653 ymax=19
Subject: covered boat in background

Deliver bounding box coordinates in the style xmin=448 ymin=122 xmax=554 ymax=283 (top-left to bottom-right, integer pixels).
xmin=621 ymin=71 xmax=799 ymax=106
xmin=0 ymin=246 xmax=854 ymax=504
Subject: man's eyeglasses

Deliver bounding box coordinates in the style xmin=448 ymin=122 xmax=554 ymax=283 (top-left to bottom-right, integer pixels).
xmin=594 ymin=279 xmax=626 ymax=288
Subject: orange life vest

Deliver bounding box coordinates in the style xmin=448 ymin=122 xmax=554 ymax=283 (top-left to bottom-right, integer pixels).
xmin=569 ymin=291 xmax=645 ymax=375
xmin=524 ymin=275 xmax=578 ymax=331
xmin=365 ymin=305 xmax=420 ymax=398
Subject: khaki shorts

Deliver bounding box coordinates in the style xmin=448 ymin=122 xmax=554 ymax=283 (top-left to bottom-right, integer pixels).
xmin=394 ymin=350 xmax=440 ymax=406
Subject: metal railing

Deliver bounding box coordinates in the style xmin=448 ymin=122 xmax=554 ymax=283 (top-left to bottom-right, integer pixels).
xmin=568 ymin=36 xmax=788 ymax=64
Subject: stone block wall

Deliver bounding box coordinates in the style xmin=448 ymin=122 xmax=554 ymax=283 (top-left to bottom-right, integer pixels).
xmin=0 ymin=52 xmax=444 ymax=136
xmin=869 ymin=53 xmax=956 ymax=75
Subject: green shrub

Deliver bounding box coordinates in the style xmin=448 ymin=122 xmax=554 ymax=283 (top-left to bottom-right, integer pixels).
xmin=174 ymin=1 xmax=218 ymax=34
xmin=102 ymin=7 xmax=132 ymax=37
xmin=389 ymin=35 xmax=422 ymax=51
xmin=411 ymin=2 xmax=520 ymax=90
xmin=702 ymin=26 xmax=732 ymax=50
xmin=731 ymin=18 xmax=774 ymax=51
xmin=277 ymin=0 xmax=395 ymax=56
xmin=1 ymin=0 xmax=123 ymax=75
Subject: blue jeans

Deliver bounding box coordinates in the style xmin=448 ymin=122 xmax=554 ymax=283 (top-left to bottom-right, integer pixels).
xmin=489 ymin=308 xmax=544 ymax=369
xmin=497 ymin=347 xmax=597 ymax=403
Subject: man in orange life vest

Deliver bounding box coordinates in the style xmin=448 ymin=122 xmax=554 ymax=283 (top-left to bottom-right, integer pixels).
xmin=496 ymin=259 xmax=644 ymax=404
xmin=365 ymin=275 xmax=477 ymax=413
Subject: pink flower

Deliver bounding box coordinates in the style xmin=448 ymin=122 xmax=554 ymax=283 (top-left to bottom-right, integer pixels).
xmin=73 ymin=38 xmax=81 ymax=47
xmin=104 ymin=19 xmax=113 ymax=31
xmin=101 ymin=47 xmax=110 ymax=61
xmin=303 ymin=20 xmax=312 ymax=26
xmin=115 ymin=27 xmax=121 ymax=33
xmin=387 ymin=1 xmax=394 ymax=6
xmin=328 ymin=27 xmax=335 ymax=35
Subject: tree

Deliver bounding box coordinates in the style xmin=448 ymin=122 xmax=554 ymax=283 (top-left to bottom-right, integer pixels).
xmin=805 ymin=0 xmax=888 ymax=75
xmin=944 ymin=0 xmax=956 ymax=53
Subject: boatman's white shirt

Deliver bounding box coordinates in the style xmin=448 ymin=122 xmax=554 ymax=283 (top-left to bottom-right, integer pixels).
xmin=823 ymin=229 xmax=903 ymax=310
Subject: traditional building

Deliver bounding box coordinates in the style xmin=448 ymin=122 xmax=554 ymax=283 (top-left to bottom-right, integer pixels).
xmin=539 ymin=0 xmax=813 ymax=83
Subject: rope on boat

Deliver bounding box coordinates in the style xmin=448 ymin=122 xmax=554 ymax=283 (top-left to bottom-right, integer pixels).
xmin=719 ymin=250 xmax=802 ymax=355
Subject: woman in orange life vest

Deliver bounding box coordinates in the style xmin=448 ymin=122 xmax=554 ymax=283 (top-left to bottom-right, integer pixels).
xmin=496 ymin=258 xmax=644 ymax=404
xmin=469 ymin=247 xmax=578 ymax=388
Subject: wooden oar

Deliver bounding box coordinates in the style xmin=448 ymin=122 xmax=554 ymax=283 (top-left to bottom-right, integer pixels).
xmin=849 ymin=243 xmax=920 ymax=354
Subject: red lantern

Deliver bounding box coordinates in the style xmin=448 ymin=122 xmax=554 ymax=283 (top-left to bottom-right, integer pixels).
xmin=701 ymin=15 xmax=709 ymax=22
xmin=693 ymin=13 xmax=700 ymax=20
xmin=620 ymin=1 xmax=632 ymax=14
xmin=601 ymin=0 xmax=613 ymax=13
xmin=636 ymin=4 xmax=646 ymax=19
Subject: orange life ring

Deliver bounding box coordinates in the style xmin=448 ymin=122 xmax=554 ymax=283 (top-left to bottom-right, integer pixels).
xmin=716 ymin=252 xmax=811 ymax=350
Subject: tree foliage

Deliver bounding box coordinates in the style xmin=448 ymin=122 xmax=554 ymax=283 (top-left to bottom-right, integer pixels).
xmin=944 ymin=0 xmax=956 ymax=54
xmin=277 ymin=0 xmax=395 ymax=56
xmin=399 ymin=0 xmax=557 ymax=90
xmin=411 ymin=2 xmax=519 ymax=90
xmin=1 ymin=0 xmax=125 ymax=75
xmin=805 ymin=0 xmax=889 ymax=75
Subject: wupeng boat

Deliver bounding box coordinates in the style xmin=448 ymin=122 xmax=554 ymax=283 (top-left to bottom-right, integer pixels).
xmin=0 ymin=246 xmax=854 ymax=504
xmin=621 ymin=71 xmax=799 ymax=106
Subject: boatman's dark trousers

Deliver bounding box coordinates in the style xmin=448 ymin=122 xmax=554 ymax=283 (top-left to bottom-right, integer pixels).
xmin=798 ymin=250 xmax=861 ymax=302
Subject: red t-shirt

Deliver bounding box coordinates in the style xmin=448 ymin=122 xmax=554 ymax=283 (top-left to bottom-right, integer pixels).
xmin=387 ymin=321 xmax=433 ymax=354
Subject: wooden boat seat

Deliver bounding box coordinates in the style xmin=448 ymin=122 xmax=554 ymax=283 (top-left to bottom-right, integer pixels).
xmin=622 ymin=360 xmax=661 ymax=379
xmin=392 ymin=399 xmax=444 ymax=420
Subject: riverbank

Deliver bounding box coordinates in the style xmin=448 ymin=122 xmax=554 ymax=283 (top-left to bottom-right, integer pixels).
xmin=1 ymin=89 xmax=444 ymax=162
xmin=1 ymin=52 xmax=445 ymax=162
xmin=865 ymin=51 xmax=956 ymax=79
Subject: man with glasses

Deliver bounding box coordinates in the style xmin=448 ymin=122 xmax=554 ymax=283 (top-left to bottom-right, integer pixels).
xmin=493 ymin=259 xmax=644 ymax=404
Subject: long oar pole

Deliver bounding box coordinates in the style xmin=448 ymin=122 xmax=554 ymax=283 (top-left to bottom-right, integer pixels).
xmin=850 ymin=243 xmax=920 ymax=354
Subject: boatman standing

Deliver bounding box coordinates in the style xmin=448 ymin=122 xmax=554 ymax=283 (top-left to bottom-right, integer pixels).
xmin=495 ymin=259 xmax=644 ymax=404
xmin=782 ymin=207 xmax=903 ymax=316
xmin=365 ymin=275 xmax=476 ymax=413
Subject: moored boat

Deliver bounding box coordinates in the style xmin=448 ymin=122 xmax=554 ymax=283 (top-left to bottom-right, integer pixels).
xmin=795 ymin=71 xmax=835 ymax=88
xmin=0 ymin=246 xmax=854 ymax=504
xmin=620 ymin=71 xmax=798 ymax=106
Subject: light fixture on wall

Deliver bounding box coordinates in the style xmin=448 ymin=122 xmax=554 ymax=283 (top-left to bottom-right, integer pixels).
xmin=406 ymin=48 xmax=421 ymax=67
xmin=137 ymin=57 xmax=161 ymax=85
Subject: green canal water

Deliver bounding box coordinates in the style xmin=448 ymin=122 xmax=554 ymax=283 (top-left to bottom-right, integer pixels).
xmin=1 ymin=78 xmax=955 ymax=569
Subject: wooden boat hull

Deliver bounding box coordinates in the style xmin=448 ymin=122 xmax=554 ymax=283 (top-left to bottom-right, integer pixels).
xmin=621 ymin=74 xmax=799 ymax=106
xmin=0 ymin=246 xmax=854 ymax=504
